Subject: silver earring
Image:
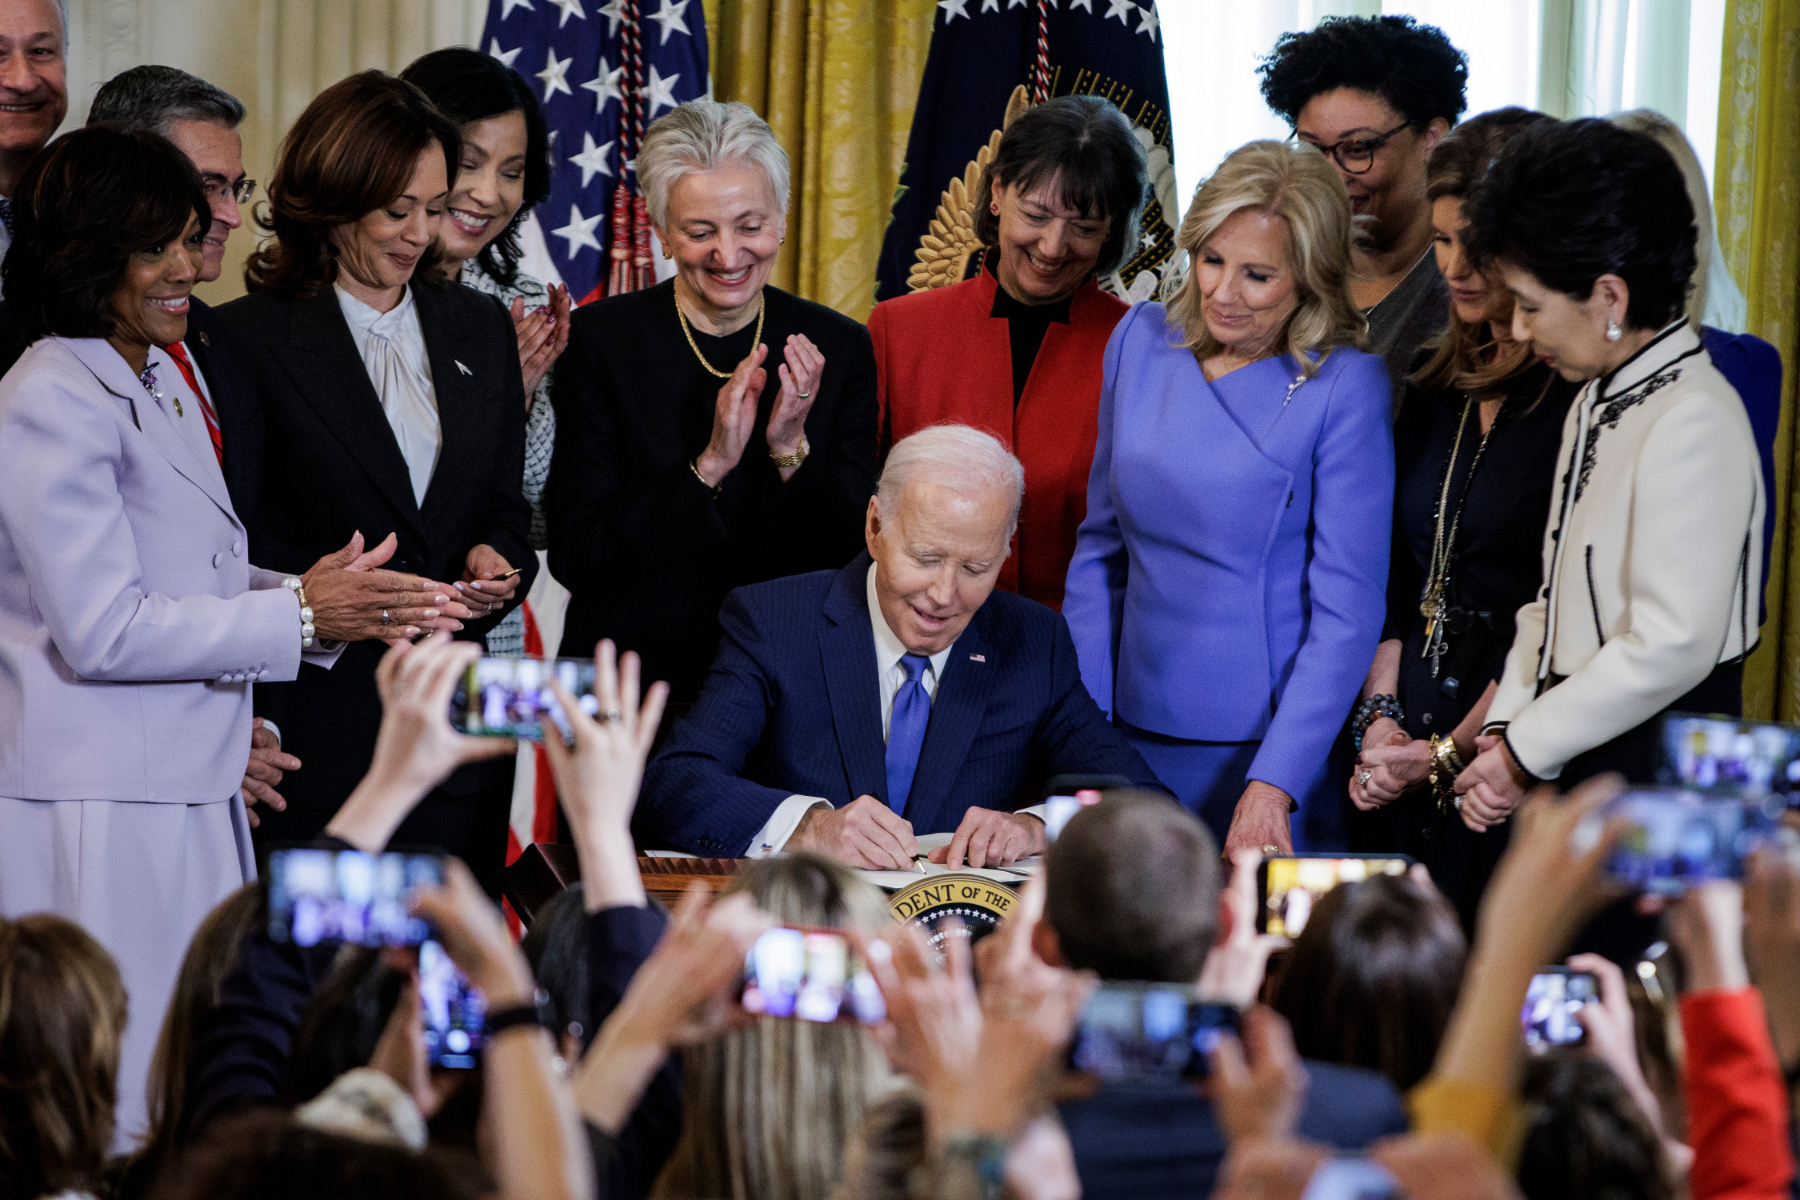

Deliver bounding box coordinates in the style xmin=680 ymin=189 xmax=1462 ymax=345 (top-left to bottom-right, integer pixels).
xmin=1605 ymin=318 xmax=1622 ymax=342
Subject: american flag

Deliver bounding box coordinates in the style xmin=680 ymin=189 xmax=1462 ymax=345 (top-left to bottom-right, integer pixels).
xmin=481 ymin=0 xmax=711 ymax=303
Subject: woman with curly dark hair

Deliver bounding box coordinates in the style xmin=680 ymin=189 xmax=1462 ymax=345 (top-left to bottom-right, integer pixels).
xmin=1259 ymin=14 xmax=1469 ymax=387
xmin=220 ymin=71 xmax=535 ymax=892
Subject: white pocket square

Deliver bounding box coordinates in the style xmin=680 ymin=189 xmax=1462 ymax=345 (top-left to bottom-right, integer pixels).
xmin=455 ymin=360 xmax=473 ymax=376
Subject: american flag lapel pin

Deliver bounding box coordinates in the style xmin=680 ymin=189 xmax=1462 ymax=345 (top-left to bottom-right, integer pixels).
xmin=969 ymin=654 xmax=986 ymax=663
xmin=455 ymin=360 xmax=473 ymax=376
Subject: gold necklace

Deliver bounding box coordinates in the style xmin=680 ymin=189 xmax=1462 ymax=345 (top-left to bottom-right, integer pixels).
xmin=676 ymin=290 xmax=764 ymax=378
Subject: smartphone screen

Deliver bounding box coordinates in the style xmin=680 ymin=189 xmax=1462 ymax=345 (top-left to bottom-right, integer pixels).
xmin=267 ymin=848 xmax=443 ymax=947
xmin=1521 ymin=968 xmax=1598 ymax=1049
xmin=739 ymin=926 xmax=886 ymax=1025
xmin=1067 ymin=983 xmax=1238 ymax=1081
xmin=448 ymin=656 xmax=600 ymax=742
xmin=1043 ymin=789 xmax=1103 ymax=841
xmin=419 ymin=938 xmax=486 ymax=1069
xmin=1257 ymin=855 xmax=1413 ymax=937
xmin=1662 ymin=713 xmax=1800 ymax=804
xmin=1601 ymin=787 xmax=1778 ymax=896
xmin=1298 ymin=1158 xmax=1406 ymax=1200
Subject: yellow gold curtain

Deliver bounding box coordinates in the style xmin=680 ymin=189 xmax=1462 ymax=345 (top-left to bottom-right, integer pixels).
xmin=701 ymin=0 xmax=937 ymax=321
xmin=1720 ymin=0 xmax=1800 ymax=719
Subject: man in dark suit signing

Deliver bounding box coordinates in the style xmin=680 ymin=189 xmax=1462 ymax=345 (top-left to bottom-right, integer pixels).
xmin=638 ymin=424 xmax=1164 ymax=868
xmin=1044 ymin=792 xmax=1410 ymax=1200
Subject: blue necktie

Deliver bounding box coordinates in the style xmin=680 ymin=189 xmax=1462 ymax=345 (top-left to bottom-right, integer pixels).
xmin=885 ymin=654 xmax=932 ymax=815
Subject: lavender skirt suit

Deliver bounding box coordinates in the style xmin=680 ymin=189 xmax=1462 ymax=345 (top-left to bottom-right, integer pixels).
xmin=0 ymin=337 xmax=324 ymax=1144
xmin=1063 ymin=303 xmax=1393 ymax=849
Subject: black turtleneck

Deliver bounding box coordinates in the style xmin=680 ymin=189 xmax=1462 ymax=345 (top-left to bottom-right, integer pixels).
xmin=989 ymin=273 xmax=1073 ymax=406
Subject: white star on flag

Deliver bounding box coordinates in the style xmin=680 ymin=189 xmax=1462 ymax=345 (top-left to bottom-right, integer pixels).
xmin=1135 ymin=2 xmax=1158 ymax=38
xmin=1008 ymin=0 xmax=1026 ymax=7
xmin=582 ymin=56 xmax=624 ymax=108
xmin=1069 ymin=0 xmax=1093 ymax=9
xmin=648 ymin=0 xmax=691 ymax=44
xmin=547 ymin=0 xmax=585 ymax=26
xmin=1104 ymin=0 xmax=1132 ymax=23
xmin=499 ymin=0 xmax=534 ymax=17
xmin=646 ymin=64 xmax=681 ymax=115
xmin=980 ymin=0 xmax=998 ymax=10
xmin=486 ymin=38 xmax=521 ymax=68
xmin=598 ymin=0 xmax=628 ymax=34
xmin=536 ymin=48 xmax=573 ymax=101
xmin=570 ymin=131 xmax=615 ymax=186
xmin=938 ymin=0 xmax=970 ymax=21
xmin=553 ymin=204 xmax=604 ymax=258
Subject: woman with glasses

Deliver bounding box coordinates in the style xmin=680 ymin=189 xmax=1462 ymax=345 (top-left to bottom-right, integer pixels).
xmin=1063 ymin=140 xmax=1393 ymax=856
xmin=1259 ymin=14 xmax=1468 ymax=389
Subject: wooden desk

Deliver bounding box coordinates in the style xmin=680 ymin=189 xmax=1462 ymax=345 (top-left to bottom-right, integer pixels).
xmin=502 ymin=842 xmax=745 ymax=924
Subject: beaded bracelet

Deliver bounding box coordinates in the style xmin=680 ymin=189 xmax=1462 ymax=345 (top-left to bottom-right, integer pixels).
xmin=1351 ymin=693 xmax=1404 ymax=751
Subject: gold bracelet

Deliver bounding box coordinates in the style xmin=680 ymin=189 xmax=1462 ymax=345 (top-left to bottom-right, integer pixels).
xmin=689 ymin=458 xmax=721 ymax=497
xmin=769 ymin=435 xmax=809 ymax=469
xmin=1428 ymin=734 xmax=1466 ymax=812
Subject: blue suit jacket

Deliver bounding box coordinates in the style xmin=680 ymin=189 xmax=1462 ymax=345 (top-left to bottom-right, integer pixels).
xmin=1064 ymin=303 xmax=1393 ymax=813
xmin=1057 ymin=1060 xmax=1409 ymax=1200
xmin=1701 ymin=326 xmax=1782 ymax=622
xmin=637 ymin=553 xmax=1166 ymax=856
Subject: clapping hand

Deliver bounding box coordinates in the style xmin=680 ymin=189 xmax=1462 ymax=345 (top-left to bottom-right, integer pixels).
xmin=457 ymin=544 xmax=522 ymax=620
xmin=541 ymin=638 xmax=669 ymax=910
xmin=301 ymin=531 xmax=472 ymax=642
xmin=511 ymin=285 xmax=572 ymax=400
xmin=324 ymin=634 xmax=517 ymax=852
xmin=693 ymin=344 xmax=768 ymax=489
xmin=764 ymin=333 xmax=824 ymax=478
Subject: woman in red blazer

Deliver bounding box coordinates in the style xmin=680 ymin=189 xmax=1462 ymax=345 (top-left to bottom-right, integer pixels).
xmin=870 ymin=96 xmax=1148 ymax=609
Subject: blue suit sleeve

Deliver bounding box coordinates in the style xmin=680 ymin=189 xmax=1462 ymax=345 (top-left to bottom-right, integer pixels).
xmin=1036 ymin=612 xmax=1169 ymax=792
xmin=1249 ymin=353 xmax=1394 ymax=805
xmin=1062 ymin=309 xmax=1137 ymax=718
xmin=636 ymin=589 xmax=798 ymax=856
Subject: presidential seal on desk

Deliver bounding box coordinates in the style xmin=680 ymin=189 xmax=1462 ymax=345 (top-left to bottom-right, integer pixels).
xmin=887 ymin=873 xmax=1018 ymax=958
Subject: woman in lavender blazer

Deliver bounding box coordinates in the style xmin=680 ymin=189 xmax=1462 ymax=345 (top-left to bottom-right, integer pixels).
xmin=0 ymin=129 xmax=459 ymax=1142
xmin=1063 ymin=140 xmax=1393 ymax=855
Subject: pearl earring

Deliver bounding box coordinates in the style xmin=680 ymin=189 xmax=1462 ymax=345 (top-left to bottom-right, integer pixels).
xmin=1605 ymin=318 xmax=1622 ymax=342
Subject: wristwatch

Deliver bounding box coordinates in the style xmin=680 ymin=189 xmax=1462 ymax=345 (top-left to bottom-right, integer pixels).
xmin=769 ymin=435 xmax=810 ymax=469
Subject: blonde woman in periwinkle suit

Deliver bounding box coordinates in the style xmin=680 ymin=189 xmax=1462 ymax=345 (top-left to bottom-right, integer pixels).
xmin=0 ymin=128 xmax=469 ymax=1143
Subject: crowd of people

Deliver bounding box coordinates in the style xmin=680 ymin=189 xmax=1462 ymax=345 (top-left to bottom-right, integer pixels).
xmin=0 ymin=0 xmax=1794 ymax=1196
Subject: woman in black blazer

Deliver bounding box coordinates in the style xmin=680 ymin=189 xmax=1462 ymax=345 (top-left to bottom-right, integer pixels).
xmin=222 ymin=71 xmax=534 ymax=885
xmin=547 ymin=99 xmax=877 ymax=704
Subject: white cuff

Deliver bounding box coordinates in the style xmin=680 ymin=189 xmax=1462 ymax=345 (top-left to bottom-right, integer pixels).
xmin=258 ymin=718 xmax=283 ymax=746
xmin=745 ymin=795 xmax=831 ymax=858
xmin=1016 ymin=803 xmax=1046 ymax=824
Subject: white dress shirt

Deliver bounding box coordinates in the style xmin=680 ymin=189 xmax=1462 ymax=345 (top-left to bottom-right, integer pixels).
xmin=745 ymin=564 xmax=952 ymax=856
xmin=336 ymin=284 xmax=441 ymax=505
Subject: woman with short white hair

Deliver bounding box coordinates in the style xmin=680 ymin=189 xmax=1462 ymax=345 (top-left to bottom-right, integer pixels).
xmin=1064 ymin=139 xmax=1395 ymax=856
xmin=546 ymin=98 xmax=878 ymax=703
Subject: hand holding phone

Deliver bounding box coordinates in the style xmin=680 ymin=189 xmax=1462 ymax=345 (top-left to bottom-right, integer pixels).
xmin=450 ymin=655 xmax=600 ymax=742
xmin=419 ymin=937 xmax=486 ymax=1069
xmin=1521 ymin=966 xmax=1597 ymax=1048
xmin=1066 ymin=982 xmax=1238 ymax=1081
xmin=1593 ymin=787 xmax=1779 ymax=896
xmin=739 ymin=925 xmax=886 ymax=1025
xmin=1257 ymin=855 xmax=1413 ymax=937
xmin=267 ymin=848 xmax=443 ymax=947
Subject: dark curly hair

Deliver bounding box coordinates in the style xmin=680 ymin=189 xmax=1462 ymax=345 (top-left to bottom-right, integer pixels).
xmin=1462 ymin=117 xmax=1697 ymax=332
xmin=973 ymin=94 xmax=1148 ymax=279
xmin=400 ymin=47 xmax=551 ymax=288
xmin=1 ymin=126 xmax=209 ymax=341
xmin=1258 ymin=15 xmax=1468 ymax=130
xmin=1269 ymin=873 xmax=1466 ymax=1091
xmin=246 ymin=70 xmax=461 ymax=297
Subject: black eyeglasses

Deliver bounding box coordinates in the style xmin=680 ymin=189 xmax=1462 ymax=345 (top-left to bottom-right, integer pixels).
xmin=1296 ymin=120 xmax=1412 ymax=175
xmin=201 ymin=175 xmax=257 ymax=204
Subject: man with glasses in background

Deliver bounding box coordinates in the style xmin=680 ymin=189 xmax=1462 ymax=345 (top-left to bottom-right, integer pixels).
xmin=1258 ymin=14 xmax=1468 ymax=388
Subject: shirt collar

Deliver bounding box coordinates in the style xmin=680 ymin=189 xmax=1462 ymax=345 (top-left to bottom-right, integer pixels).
xmin=335 ymin=282 xmax=417 ymax=338
xmin=1598 ymin=318 xmax=1700 ymax=399
xmin=866 ymin=562 xmax=955 ymax=681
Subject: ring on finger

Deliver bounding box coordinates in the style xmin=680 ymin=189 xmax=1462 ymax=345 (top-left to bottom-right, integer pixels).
xmin=1357 ymin=768 xmax=1372 ymax=787
xmin=380 ymin=609 xmax=390 ymax=626
xmin=796 ymin=390 xmax=811 ymax=399
xmin=600 ymin=708 xmax=623 ymax=723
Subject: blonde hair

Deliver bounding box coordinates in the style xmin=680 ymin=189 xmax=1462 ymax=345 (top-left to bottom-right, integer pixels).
xmin=651 ymin=854 xmax=898 ymax=1200
xmin=1164 ymin=140 xmax=1366 ymax=376
xmin=1608 ymin=109 xmax=1709 ymax=329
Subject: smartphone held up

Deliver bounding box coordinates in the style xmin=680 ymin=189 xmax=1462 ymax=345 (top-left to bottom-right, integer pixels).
xmin=449 ymin=655 xmax=599 ymax=742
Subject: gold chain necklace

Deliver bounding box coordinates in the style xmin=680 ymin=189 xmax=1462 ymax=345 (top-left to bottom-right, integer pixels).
xmin=1420 ymin=395 xmax=1497 ymax=674
xmin=676 ymin=290 xmax=764 ymax=379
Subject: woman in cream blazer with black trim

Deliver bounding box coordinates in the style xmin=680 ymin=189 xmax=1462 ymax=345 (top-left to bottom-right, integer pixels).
xmin=1449 ymin=117 xmax=1762 ymax=830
